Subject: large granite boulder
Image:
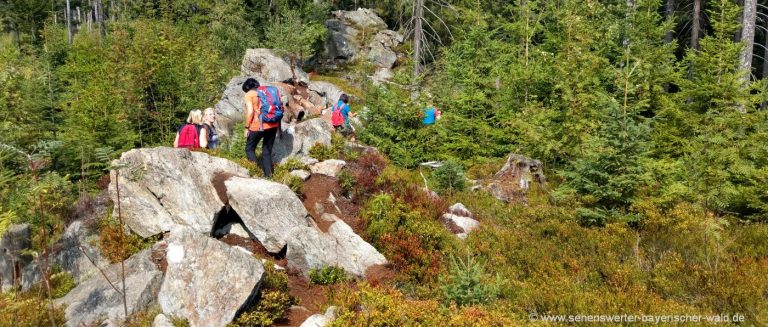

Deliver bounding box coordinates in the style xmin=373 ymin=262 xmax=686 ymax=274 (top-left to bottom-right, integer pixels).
xmin=0 ymin=224 xmax=32 ymax=291
xmin=322 ymin=9 xmax=403 ymax=79
xmin=108 ymin=147 xmax=249 ymax=238
xmin=367 ymin=30 xmax=403 ymax=68
xmin=307 ymin=81 xmax=345 ymax=109
xmin=21 ymin=220 xmax=110 ymax=291
xmin=273 ymin=118 xmax=333 ymax=164
xmin=213 ymin=76 xmax=252 ymax=139
xmin=158 ymin=227 xmax=265 ymax=327
xmin=485 ymin=153 xmax=546 ymax=203
xmin=225 ymin=177 xmax=313 ymax=253
xmin=286 ymin=214 xmax=386 ymax=277
xmin=56 ymin=249 xmax=163 ymax=327
xmin=241 ymin=48 xmax=308 ymax=82
xmin=325 ymin=8 xmax=387 ymax=59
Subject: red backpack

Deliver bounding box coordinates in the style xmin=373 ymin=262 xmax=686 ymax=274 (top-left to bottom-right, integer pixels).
xmin=176 ymin=124 xmax=200 ymax=149
xmin=331 ymin=103 xmax=345 ymax=127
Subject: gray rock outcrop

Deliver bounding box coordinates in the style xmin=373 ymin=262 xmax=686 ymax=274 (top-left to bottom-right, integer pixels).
xmin=310 ymin=159 xmax=346 ymax=177
xmin=286 ymin=214 xmax=386 ymax=277
xmin=290 ymin=170 xmax=311 ymax=181
xmin=307 ymin=81 xmax=345 ymax=109
xmin=367 ymin=30 xmax=403 ymax=68
xmin=322 ymin=9 xmax=403 ymax=80
xmin=241 ymin=48 xmax=308 ymax=82
xmin=0 ymin=224 xmax=32 ymax=291
xmin=21 ymin=220 xmax=109 ymax=291
xmin=108 ymin=147 xmax=249 ymax=238
xmin=441 ymin=203 xmax=480 ymax=240
xmin=225 ymin=177 xmax=313 ymax=253
xmin=158 ymin=227 xmax=265 ymax=327
xmin=153 ymin=314 xmax=174 ymax=327
xmin=273 ymin=118 xmax=333 ymax=164
xmin=213 ymin=76 xmax=251 ymax=139
xmin=56 ymin=249 xmax=163 ymax=327
xmin=300 ymin=306 xmax=337 ymax=327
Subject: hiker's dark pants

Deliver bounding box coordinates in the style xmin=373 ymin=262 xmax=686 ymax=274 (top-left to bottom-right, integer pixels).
xmin=245 ymin=127 xmax=278 ymax=178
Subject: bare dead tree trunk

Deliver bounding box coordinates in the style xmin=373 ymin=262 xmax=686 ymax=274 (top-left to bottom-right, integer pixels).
xmin=763 ymin=16 xmax=768 ymax=79
xmin=110 ymin=0 xmax=115 ymax=22
xmin=664 ymin=0 xmax=675 ymax=44
xmin=736 ymin=0 xmax=757 ymax=113
xmin=66 ymin=0 xmax=73 ymax=47
xmin=87 ymin=1 xmax=92 ymax=33
xmin=77 ymin=7 xmax=81 ymax=31
xmin=761 ymin=16 xmax=768 ymax=109
xmin=691 ymin=0 xmax=702 ymax=50
xmin=689 ymin=0 xmax=702 ymax=80
xmin=522 ymin=0 xmax=531 ymax=108
xmin=739 ymin=0 xmax=757 ymax=82
xmin=97 ymin=0 xmax=106 ymax=42
xmin=412 ymin=0 xmax=424 ymax=77
xmin=624 ymin=0 xmax=635 ymax=48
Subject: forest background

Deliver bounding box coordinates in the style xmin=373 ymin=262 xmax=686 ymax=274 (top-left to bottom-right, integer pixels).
xmin=1 ymin=0 xmax=768 ymax=325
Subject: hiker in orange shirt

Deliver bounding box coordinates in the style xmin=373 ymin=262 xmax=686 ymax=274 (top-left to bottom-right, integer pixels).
xmin=242 ymin=78 xmax=284 ymax=178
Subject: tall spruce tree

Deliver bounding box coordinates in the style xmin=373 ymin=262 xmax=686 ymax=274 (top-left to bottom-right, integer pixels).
xmin=676 ymin=0 xmax=763 ymax=216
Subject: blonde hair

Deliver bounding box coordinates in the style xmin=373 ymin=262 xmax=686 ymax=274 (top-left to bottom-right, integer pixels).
xmin=186 ymin=109 xmax=203 ymax=124
xmin=204 ymin=107 xmax=215 ymax=116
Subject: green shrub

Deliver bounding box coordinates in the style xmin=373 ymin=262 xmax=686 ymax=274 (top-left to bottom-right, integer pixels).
xmin=276 ymin=157 xmax=306 ymax=172
xmin=49 ymin=270 xmax=75 ymax=299
xmin=23 ymin=267 xmax=76 ymax=299
xmin=125 ymin=306 xmax=190 ymax=327
xmin=125 ymin=306 xmax=162 ymax=327
xmin=99 ymin=212 xmax=156 ymax=263
xmin=309 ymin=143 xmax=335 ymax=161
xmin=271 ymin=159 xmax=305 ymax=196
xmin=309 ymin=266 xmax=349 ymax=285
xmin=433 ymin=161 xmax=466 ymax=194
xmin=337 ymin=171 xmax=355 ymax=196
xmin=439 ymin=254 xmax=502 ymax=306
xmin=361 ymin=193 xmax=455 ymax=283
xmin=328 ymin=284 xmax=446 ymax=327
xmin=229 ymin=261 xmax=296 ymax=327
xmin=261 ymin=261 xmax=291 ymax=292
xmin=230 ymin=290 xmax=293 ymax=327
xmin=576 ymin=207 xmax=610 ymax=227
xmin=0 ymin=290 xmax=66 ymax=327
xmin=361 ymin=194 xmax=410 ymax=243
xmin=331 ymin=132 xmax=346 ymax=155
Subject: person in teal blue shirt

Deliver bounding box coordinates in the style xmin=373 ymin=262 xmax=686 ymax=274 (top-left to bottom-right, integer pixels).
xmin=332 ymin=94 xmax=357 ymax=140
xmin=422 ymin=101 xmax=442 ymax=125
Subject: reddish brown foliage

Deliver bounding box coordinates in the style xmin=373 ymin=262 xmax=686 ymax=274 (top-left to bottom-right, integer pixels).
xmin=348 ymin=152 xmax=388 ymax=201
xmin=379 ymin=230 xmax=442 ymax=282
